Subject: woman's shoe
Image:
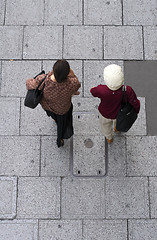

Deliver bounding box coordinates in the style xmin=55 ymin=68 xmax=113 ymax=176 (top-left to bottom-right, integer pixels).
xmin=114 ymin=127 xmax=119 ymax=133
xmin=106 ymin=138 xmax=113 ymax=144
xmin=60 ymin=139 xmax=64 ymax=146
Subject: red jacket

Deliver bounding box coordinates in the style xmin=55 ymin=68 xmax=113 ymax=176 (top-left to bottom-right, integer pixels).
xmin=90 ymin=85 xmax=140 ymax=119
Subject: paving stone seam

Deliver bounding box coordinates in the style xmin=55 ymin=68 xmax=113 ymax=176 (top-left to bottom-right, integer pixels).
xmin=121 ymin=0 xmax=124 ymax=25
xmin=2 ymin=24 xmax=152 ymax=27
xmin=148 ymin=176 xmax=152 ymax=219
xmin=142 ymin=26 xmax=145 ymax=60
xmin=62 ymin=26 xmax=64 ymax=59
xmin=43 ymin=0 xmax=46 ymax=26
xmin=102 ymin=26 xmax=105 ymax=60
xmin=60 ymin=177 xmax=63 ymax=220
xmin=21 ymin=26 xmax=25 ymax=60
xmin=39 ymin=136 xmax=42 ymax=177
xmin=82 ymin=0 xmax=84 ymax=25
xmin=19 ymin=97 xmax=22 ymax=135
xmin=3 ymin=0 xmax=7 ymax=26
xmin=82 ymin=60 xmax=85 ymax=97
xmin=127 ymin=219 xmax=129 ymax=240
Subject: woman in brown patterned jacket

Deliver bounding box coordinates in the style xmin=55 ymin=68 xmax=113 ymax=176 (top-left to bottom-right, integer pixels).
xmin=26 ymin=59 xmax=81 ymax=147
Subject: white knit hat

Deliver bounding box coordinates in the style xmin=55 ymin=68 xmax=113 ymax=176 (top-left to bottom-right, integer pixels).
xmin=104 ymin=64 xmax=124 ymax=91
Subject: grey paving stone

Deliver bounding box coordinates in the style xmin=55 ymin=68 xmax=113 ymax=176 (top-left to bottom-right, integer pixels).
xmin=0 ymin=61 xmax=2 ymax=92
xmin=84 ymin=60 xmax=124 ymax=97
xmin=5 ymin=0 xmax=44 ymax=25
xmin=21 ymin=99 xmax=57 ymax=135
xmin=1 ymin=61 xmax=42 ymax=97
xmin=39 ymin=220 xmax=82 ymax=240
xmin=72 ymin=97 xmax=100 ymax=113
xmin=62 ymin=178 xmax=106 ymax=219
xmin=108 ymin=136 xmax=126 ymax=177
xmin=41 ymin=137 xmax=70 ymax=177
xmin=17 ymin=177 xmax=60 ymax=219
xmin=123 ymin=97 xmax=146 ymax=136
xmin=0 ymin=97 xmax=20 ymax=135
xmin=83 ymin=220 xmax=127 ymax=240
xmin=64 ymin=26 xmax=103 ymax=59
xmin=0 ymin=220 xmax=38 ymax=240
xmin=128 ymin=220 xmax=157 ymax=240
xmin=0 ymin=136 xmax=40 ymax=176
xmin=149 ymin=178 xmax=157 ymax=218
xmin=123 ymin=0 xmax=157 ymax=26
xmin=144 ymin=27 xmax=157 ymax=60
xmin=45 ymin=0 xmax=82 ymax=25
xmin=0 ymin=27 xmax=23 ymax=59
xmin=0 ymin=177 xmax=17 ymax=219
xmin=73 ymin=113 xmax=101 ymax=136
xmin=104 ymin=26 xmax=143 ymax=60
xmin=106 ymin=177 xmax=149 ymax=219
xmin=0 ymin=0 xmax=5 ymax=25
xmin=73 ymin=135 xmax=106 ymax=176
xmin=127 ymin=136 xmax=157 ymax=177
xmin=84 ymin=0 xmax=122 ymax=25
xmin=23 ymin=26 xmax=62 ymax=59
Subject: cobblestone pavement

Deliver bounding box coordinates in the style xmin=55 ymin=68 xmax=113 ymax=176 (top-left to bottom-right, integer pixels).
xmin=0 ymin=0 xmax=157 ymax=239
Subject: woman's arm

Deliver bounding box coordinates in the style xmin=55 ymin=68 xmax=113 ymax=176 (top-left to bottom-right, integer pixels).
xmin=26 ymin=73 xmax=46 ymax=90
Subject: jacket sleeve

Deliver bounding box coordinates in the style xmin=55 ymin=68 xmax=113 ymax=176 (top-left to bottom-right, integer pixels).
xmin=90 ymin=86 xmax=100 ymax=97
xmin=127 ymin=86 xmax=140 ymax=114
xmin=26 ymin=73 xmax=46 ymax=90
xmin=69 ymin=71 xmax=81 ymax=94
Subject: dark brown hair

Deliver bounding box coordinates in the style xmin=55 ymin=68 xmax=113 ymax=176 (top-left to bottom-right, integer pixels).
xmin=53 ymin=59 xmax=70 ymax=83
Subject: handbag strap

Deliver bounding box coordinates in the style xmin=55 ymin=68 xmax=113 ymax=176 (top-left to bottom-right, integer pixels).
xmin=36 ymin=74 xmax=47 ymax=91
xmin=121 ymin=85 xmax=128 ymax=104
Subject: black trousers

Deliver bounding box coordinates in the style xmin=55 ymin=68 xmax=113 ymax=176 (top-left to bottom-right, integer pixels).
xmin=45 ymin=104 xmax=74 ymax=147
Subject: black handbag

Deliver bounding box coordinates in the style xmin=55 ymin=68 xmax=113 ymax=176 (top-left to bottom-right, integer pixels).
xmin=24 ymin=71 xmax=47 ymax=109
xmin=116 ymin=86 xmax=138 ymax=132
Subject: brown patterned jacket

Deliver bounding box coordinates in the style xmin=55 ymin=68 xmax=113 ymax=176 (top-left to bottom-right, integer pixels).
xmin=26 ymin=70 xmax=81 ymax=115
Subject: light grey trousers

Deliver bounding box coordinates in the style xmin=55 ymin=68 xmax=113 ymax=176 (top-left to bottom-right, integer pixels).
xmin=99 ymin=113 xmax=116 ymax=140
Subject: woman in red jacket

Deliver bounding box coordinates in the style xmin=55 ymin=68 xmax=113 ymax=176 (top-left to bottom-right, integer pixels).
xmin=26 ymin=59 xmax=81 ymax=147
xmin=90 ymin=64 xmax=140 ymax=144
